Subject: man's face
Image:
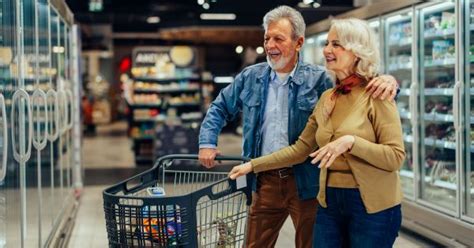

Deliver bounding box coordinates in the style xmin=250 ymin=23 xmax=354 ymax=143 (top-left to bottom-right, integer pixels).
xmin=264 ymin=18 xmax=303 ymax=73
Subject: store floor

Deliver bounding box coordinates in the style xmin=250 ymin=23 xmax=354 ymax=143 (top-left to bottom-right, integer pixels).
xmin=69 ymin=121 xmax=437 ymax=247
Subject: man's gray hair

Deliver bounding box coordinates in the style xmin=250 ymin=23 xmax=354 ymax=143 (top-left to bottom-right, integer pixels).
xmin=263 ymin=5 xmax=306 ymax=40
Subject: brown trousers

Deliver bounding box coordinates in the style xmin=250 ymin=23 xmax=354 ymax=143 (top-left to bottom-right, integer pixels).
xmin=245 ymin=169 xmax=318 ymax=248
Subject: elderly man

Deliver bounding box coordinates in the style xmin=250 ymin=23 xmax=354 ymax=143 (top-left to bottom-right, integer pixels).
xmin=199 ymin=5 xmax=397 ymax=248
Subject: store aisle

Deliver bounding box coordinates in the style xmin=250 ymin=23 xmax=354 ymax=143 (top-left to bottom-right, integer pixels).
xmin=69 ymin=122 xmax=437 ymax=247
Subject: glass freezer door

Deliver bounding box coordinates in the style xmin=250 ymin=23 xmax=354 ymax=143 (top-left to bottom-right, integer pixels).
xmin=464 ymin=0 xmax=474 ymax=220
xmin=419 ymin=2 xmax=457 ymax=213
xmin=384 ymin=11 xmax=415 ymax=198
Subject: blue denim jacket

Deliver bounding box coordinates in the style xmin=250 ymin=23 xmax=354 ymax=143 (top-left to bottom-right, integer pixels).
xmin=199 ymin=57 xmax=333 ymax=200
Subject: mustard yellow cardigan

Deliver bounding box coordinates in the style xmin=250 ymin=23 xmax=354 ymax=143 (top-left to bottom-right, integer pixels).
xmin=251 ymin=86 xmax=405 ymax=213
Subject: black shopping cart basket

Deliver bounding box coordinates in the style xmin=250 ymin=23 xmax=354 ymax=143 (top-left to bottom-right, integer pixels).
xmin=103 ymin=154 xmax=252 ymax=247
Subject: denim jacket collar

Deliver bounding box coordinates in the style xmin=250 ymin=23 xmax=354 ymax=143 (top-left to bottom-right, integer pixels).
xmin=257 ymin=53 xmax=305 ymax=85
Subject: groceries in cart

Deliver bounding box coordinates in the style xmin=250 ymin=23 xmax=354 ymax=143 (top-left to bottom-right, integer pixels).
xmin=141 ymin=205 xmax=183 ymax=247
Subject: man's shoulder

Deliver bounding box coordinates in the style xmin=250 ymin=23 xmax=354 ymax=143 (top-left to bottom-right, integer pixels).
xmin=241 ymin=62 xmax=269 ymax=75
xmin=297 ymin=62 xmax=327 ymax=75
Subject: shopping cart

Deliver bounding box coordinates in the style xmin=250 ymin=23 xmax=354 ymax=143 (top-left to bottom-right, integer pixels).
xmin=103 ymin=154 xmax=252 ymax=247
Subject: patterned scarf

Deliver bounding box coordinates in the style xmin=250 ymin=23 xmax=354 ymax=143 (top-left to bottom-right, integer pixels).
xmin=322 ymin=74 xmax=365 ymax=121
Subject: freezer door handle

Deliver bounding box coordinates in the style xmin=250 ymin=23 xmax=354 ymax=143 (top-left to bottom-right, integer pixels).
xmin=11 ymin=89 xmax=33 ymax=163
xmin=32 ymin=89 xmax=48 ymax=150
xmin=65 ymin=89 xmax=73 ymax=130
xmin=57 ymin=90 xmax=68 ymax=134
xmin=409 ymin=82 xmax=417 ymax=127
xmin=46 ymin=89 xmax=59 ymax=141
xmin=453 ymin=81 xmax=461 ymax=131
xmin=0 ymin=94 xmax=8 ymax=181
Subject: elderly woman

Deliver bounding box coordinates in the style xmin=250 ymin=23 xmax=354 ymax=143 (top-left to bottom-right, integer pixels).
xmin=229 ymin=18 xmax=405 ymax=248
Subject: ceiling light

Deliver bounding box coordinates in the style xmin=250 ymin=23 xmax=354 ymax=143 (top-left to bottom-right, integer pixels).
xmin=200 ymin=13 xmax=236 ymax=20
xmin=303 ymin=0 xmax=314 ymax=4
xmin=202 ymin=3 xmax=210 ymax=9
xmin=235 ymin=45 xmax=243 ymax=54
xmin=312 ymin=2 xmax=321 ymax=8
xmin=197 ymin=0 xmax=205 ymax=5
xmin=146 ymin=16 xmax=160 ymax=24
xmin=214 ymin=76 xmax=234 ymax=84
xmin=256 ymin=46 xmax=264 ymax=54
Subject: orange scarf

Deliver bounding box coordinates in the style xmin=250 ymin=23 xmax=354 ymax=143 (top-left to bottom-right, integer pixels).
xmin=322 ymin=74 xmax=365 ymax=121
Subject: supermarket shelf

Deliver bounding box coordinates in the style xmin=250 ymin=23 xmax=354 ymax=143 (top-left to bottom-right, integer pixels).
xmin=423 ymin=113 xmax=453 ymax=123
xmin=399 ymin=109 xmax=412 ymax=120
xmin=168 ymin=102 xmax=200 ymax=107
xmin=134 ymin=76 xmax=200 ymax=83
xmin=388 ymin=38 xmax=412 ymax=49
xmin=388 ymin=64 xmax=412 ymax=72
xmin=423 ymin=28 xmax=455 ymax=39
xmin=134 ymin=88 xmax=199 ymax=94
xmin=424 ymin=58 xmax=455 ymax=68
xmin=399 ymin=170 xmax=474 ymax=193
xmin=424 ymin=88 xmax=454 ymax=95
xmin=129 ymin=103 xmax=162 ymax=108
xmin=132 ymin=136 xmax=154 ymax=141
xmin=398 ymin=89 xmax=410 ymax=96
xmin=404 ymin=135 xmax=457 ymax=150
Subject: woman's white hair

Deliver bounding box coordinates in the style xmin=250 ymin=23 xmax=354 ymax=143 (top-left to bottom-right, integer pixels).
xmin=330 ymin=18 xmax=380 ymax=80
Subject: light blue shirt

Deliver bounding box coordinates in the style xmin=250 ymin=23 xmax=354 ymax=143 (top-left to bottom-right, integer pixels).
xmin=260 ymin=66 xmax=296 ymax=156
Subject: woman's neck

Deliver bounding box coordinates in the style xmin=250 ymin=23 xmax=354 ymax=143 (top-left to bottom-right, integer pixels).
xmin=335 ymin=69 xmax=354 ymax=83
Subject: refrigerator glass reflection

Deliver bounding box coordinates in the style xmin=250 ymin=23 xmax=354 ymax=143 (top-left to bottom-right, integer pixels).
xmin=465 ymin=0 xmax=474 ymax=219
xmin=419 ymin=2 xmax=457 ymax=212
xmin=385 ymin=12 xmax=415 ymax=198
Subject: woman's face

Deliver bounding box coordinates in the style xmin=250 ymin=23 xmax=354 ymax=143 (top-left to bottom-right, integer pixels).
xmin=323 ymin=28 xmax=357 ymax=77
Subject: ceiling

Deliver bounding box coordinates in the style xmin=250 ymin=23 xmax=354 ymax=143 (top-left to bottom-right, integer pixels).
xmin=66 ymin=0 xmax=354 ymax=32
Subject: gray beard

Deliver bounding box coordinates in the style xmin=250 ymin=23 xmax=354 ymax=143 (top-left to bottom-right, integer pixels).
xmin=266 ymin=54 xmax=293 ymax=71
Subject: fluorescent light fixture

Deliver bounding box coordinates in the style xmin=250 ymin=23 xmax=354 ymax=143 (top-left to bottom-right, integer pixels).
xmin=197 ymin=0 xmax=205 ymax=5
xmin=387 ymin=14 xmax=411 ymax=23
xmin=52 ymin=46 xmax=65 ymax=53
xmin=369 ymin=21 xmax=380 ymax=28
xmin=200 ymin=13 xmax=236 ymax=20
xmin=422 ymin=1 xmax=454 ymax=14
xmin=146 ymin=16 xmax=160 ymax=24
xmin=303 ymin=0 xmax=314 ymax=4
xmin=256 ymin=46 xmax=264 ymax=54
xmin=202 ymin=3 xmax=210 ymax=9
xmin=312 ymin=2 xmax=320 ymax=8
xmin=214 ymin=76 xmax=234 ymax=84
xmin=235 ymin=45 xmax=243 ymax=54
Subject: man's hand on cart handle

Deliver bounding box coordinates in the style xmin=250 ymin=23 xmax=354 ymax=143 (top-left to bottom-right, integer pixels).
xmin=199 ymin=148 xmax=221 ymax=168
xmin=229 ymin=162 xmax=253 ymax=180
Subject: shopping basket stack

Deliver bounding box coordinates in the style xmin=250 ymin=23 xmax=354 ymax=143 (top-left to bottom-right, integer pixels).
xmin=103 ymin=154 xmax=252 ymax=247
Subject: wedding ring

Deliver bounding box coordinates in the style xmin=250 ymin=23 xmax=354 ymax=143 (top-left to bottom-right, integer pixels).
xmin=326 ymin=153 xmax=332 ymax=157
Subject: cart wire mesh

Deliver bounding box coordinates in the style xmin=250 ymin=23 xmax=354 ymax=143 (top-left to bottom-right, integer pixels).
xmin=103 ymin=154 xmax=251 ymax=247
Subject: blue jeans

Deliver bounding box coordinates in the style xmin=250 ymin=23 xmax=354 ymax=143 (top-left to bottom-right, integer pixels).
xmin=313 ymin=187 xmax=401 ymax=248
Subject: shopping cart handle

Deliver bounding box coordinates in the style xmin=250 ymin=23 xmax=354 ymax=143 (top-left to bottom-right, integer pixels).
xmin=152 ymin=154 xmax=249 ymax=169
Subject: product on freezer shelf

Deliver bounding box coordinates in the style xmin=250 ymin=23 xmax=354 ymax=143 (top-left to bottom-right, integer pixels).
xmin=432 ymin=40 xmax=454 ymax=61
xmin=440 ymin=12 xmax=455 ymax=30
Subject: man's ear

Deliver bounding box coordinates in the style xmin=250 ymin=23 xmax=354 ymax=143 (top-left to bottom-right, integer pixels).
xmin=296 ymin=36 xmax=304 ymax=52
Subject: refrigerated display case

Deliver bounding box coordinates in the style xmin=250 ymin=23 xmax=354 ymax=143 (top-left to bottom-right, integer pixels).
xmin=0 ymin=0 xmax=82 ymax=247
xmin=462 ymin=0 xmax=474 ymax=222
xmin=384 ymin=10 xmax=416 ymax=199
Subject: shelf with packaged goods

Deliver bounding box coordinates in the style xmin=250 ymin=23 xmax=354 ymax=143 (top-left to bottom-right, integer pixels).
xmin=387 ymin=64 xmax=413 ymax=72
xmin=423 ymin=28 xmax=455 ymax=40
xmin=398 ymin=109 xmax=466 ymax=124
xmin=424 ymin=58 xmax=455 ymax=68
xmin=167 ymin=102 xmax=200 ymax=108
xmin=399 ymin=170 xmax=473 ymax=193
xmin=128 ymin=103 xmax=162 ymax=109
xmin=403 ymin=135 xmax=474 ymax=152
xmin=133 ymin=76 xmax=200 ymax=84
xmin=388 ymin=37 xmax=412 ymax=49
xmin=133 ymin=88 xmax=200 ymax=94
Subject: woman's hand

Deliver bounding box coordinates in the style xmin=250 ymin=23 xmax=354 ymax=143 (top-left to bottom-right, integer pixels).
xmin=310 ymin=135 xmax=355 ymax=169
xmin=228 ymin=162 xmax=253 ymax=180
xmin=366 ymin=75 xmax=398 ymax=101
